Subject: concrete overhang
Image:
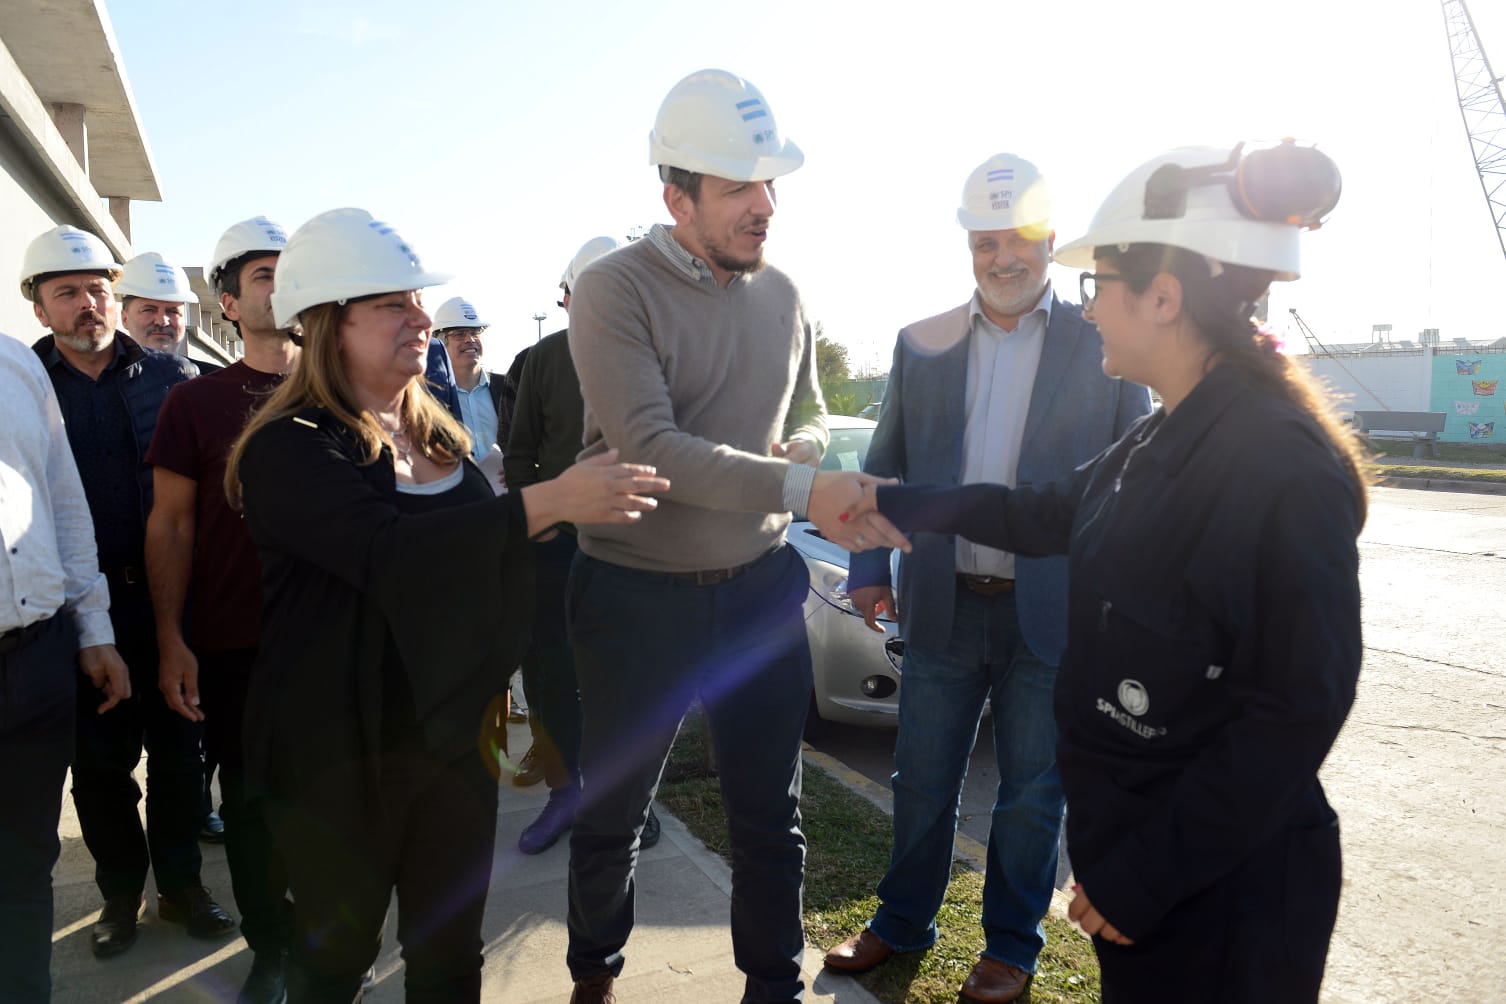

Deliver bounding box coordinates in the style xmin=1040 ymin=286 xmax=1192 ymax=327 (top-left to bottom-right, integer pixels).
xmin=0 ymin=0 xmax=160 ymax=202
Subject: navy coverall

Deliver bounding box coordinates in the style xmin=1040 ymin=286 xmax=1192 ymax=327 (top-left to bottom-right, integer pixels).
xmin=877 ymin=362 xmax=1363 ymax=1002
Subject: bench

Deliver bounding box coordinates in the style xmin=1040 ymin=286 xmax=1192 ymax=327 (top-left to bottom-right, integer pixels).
xmin=1352 ymin=410 xmax=1447 ymax=459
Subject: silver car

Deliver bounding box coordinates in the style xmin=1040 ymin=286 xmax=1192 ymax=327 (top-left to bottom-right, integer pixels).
xmin=788 ymin=417 xmax=906 ymax=727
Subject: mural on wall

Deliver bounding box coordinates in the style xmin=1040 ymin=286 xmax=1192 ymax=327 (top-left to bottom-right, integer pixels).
xmin=1431 ymin=353 xmax=1506 ymax=442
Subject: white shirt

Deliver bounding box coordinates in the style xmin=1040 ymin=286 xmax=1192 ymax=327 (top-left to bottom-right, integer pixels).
xmin=0 ymin=332 xmax=113 ymax=647
xmin=956 ymin=283 xmax=1052 ymax=578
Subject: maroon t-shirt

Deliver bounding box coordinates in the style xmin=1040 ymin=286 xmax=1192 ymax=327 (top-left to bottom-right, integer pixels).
xmin=145 ymin=361 xmax=284 ymax=653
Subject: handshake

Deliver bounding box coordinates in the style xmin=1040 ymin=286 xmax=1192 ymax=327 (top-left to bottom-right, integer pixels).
xmin=807 ymin=470 xmax=909 ymax=555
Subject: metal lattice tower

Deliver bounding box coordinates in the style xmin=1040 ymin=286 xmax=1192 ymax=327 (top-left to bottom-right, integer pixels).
xmin=1442 ymin=1 xmax=1506 ymax=266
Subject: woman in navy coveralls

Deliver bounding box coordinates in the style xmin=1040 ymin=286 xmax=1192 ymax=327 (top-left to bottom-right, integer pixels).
xmin=847 ymin=142 xmax=1366 ymax=1003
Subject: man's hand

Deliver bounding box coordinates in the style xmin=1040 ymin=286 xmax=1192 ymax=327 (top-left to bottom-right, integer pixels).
xmin=159 ymin=638 xmax=204 ymax=722
xmin=808 ymin=471 xmax=909 ymax=554
xmin=848 ymin=584 xmax=897 ymax=634
xmin=770 ymin=439 xmax=821 ymax=468
xmin=78 ymin=644 xmax=130 ymax=714
xmin=1068 ymin=885 xmax=1134 ymax=946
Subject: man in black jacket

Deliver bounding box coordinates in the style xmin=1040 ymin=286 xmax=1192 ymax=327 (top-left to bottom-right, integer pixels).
xmin=504 ymin=236 xmax=664 ymax=855
xmin=21 ymin=224 xmax=236 ymax=959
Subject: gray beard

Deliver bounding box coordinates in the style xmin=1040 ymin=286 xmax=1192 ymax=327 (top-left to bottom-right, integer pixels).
xmin=55 ymin=329 xmax=112 ymax=354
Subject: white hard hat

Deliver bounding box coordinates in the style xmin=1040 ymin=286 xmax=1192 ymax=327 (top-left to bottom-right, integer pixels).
xmin=433 ymin=296 xmax=488 ymax=331
xmin=560 ymin=236 xmax=620 ymax=293
xmin=957 ymin=153 xmax=1051 ymax=232
xmin=19 ymin=225 xmax=123 ymax=301
xmin=648 ymin=69 xmax=803 ymax=182
xmin=1055 ymin=142 xmax=1340 ymax=281
xmin=270 ymin=208 xmax=452 ymax=329
xmin=208 ymin=216 xmax=289 ymax=287
xmin=116 ymin=252 xmax=197 ymax=303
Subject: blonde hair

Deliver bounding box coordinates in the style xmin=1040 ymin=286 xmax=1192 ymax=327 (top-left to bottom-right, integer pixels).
xmin=225 ymin=298 xmax=472 ymax=505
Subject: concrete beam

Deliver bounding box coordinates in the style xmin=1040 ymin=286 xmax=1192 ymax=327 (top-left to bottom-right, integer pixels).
xmin=48 ymin=100 xmax=86 ymax=171
xmin=0 ymin=0 xmax=161 ymax=202
xmin=0 ymin=33 xmax=130 ymax=258
xmin=108 ymin=196 xmax=130 ymax=241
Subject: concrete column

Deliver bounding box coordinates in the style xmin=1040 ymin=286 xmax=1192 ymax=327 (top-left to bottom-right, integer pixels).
xmin=108 ymin=197 xmax=131 ymax=241
xmin=48 ymin=102 xmax=88 ymax=172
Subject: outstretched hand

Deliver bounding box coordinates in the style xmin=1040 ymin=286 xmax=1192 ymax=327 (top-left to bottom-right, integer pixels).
xmin=523 ymin=449 xmax=670 ymax=537
xmin=808 ymin=471 xmax=909 ymax=554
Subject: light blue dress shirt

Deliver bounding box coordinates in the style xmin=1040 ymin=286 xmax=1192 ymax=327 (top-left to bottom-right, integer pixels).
xmin=455 ymin=372 xmax=499 ymax=465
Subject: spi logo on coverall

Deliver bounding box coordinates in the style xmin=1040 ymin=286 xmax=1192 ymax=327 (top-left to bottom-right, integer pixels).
xmin=1096 ymin=679 xmax=1167 ymax=739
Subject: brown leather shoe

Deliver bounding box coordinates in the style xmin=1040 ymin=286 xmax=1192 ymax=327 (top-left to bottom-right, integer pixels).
xmin=823 ymin=929 xmax=894 ymax=973
xmin=569 ymin=972 xmax=615 ymax=1004
xmin=960 ymin=957 xmax=1031 ymax=1003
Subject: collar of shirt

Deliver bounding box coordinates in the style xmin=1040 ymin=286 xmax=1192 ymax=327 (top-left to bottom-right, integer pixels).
xmin=967 ymin=280 xmax=1054 ymax=338
xmin=40 ymin=332 xmax=130 ymax=379
xmin=457 ymin=370 xmax=490 ymax=394
xmin=1134 ymin=363 xmax=1248 ymax=476
xmin=647 ymin=222 xmax=718 ymax=284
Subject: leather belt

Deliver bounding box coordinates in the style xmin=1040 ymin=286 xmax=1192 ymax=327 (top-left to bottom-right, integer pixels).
xmin=665 ymin=548 xmax=775 ymax=587
xmin=105 ymin=564 xmax=144 ymax=587
xmin=0 ymin=615 xmax=52 ymax=656
xmin=957 ymin=573 xmax=1015 ymax=597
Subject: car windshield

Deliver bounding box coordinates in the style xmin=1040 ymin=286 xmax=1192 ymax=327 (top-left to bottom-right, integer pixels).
xmin=820 ymin=425 xmax=873 ymax=473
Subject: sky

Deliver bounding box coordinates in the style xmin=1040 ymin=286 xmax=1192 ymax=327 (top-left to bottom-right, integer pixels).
xmin=110 ymin=0 xmax=1506 ymax=375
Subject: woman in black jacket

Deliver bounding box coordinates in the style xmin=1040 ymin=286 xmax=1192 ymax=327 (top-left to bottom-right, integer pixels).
xmin=223 ymin=208 xmax=667 ymax=1003
xmin=846 ymin=143 xmax=1366 ymax=1003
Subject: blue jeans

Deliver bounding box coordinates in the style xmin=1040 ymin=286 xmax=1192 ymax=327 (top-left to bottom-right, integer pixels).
xmin=566 ymin=545 xmax=812 ymax=1003
xmin=869 ymin=585 xmax=1064 ymax=972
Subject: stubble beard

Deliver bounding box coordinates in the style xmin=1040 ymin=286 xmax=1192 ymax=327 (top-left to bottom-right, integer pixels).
xmin=698 ymin=219 xmax=767 ymax=277
xmin=54 ymin=312 xmax=113 ymax=355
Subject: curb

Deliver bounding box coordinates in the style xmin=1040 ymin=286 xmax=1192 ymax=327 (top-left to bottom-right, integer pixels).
xmin=1375 ymin=476 xmax=1506 ymax=496
xmin=800 ymin=745 xmax=1077 ymax=925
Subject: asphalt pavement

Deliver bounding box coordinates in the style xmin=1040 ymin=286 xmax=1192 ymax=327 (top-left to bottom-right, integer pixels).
xmin=804 ymin=484 xmax=1506 ymax=1003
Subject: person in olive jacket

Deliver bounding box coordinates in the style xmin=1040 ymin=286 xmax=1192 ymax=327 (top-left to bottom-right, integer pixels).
xmin=223 ymin=208 xmax=667 ymax=1003
xmin=845 ymin=142 xmax=1365 ymax=1004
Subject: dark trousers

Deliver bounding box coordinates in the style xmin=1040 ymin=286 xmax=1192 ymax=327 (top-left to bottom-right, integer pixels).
xmin=0 ymin=614 xmax=77 ymax=1004
xmin=199 ymin=648 xmax=291 ymax=954
xmin=1093 ymin=809 xmax=1342 ymax=1003
xmin=268 ymin=749 xmax=500 ymax=1004
xmin=519 ymin=531 xmax=583 ymax=787
xmin=72 ymin=576 xmax=204 ymax=901
xmin=566 ymin=545 xmax=812 ymax=1004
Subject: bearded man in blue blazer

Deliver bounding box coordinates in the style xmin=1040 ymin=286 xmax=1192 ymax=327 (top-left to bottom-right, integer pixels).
xmin=823 ymin=154 xmax=1152 ymax=1004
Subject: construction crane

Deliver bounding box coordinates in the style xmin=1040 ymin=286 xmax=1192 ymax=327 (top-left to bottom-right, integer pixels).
xmin=1290 ymin=309 xmax=1393 ymax=409
xmin=1441 ymin=0 xmax=1506 ymax=266
xmin=1289 ymin=308 xmax=1333 ymax=357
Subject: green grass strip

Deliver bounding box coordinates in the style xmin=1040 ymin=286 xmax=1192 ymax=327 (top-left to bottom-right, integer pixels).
xmin=657 ymin=716 xmax=1101 ymax=1003
xmin=1370 ymin=463 xmax=1506 ymax=484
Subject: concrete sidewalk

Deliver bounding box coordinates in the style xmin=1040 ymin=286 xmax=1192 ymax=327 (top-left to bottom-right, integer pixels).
xmin=49 ymin=723 xmax=881 ymax=1003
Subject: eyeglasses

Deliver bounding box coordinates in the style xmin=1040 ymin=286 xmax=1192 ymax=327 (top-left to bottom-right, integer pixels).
xmin=439 ymin=329 xmax=482 ymax=342
xmin=1079 ymin=272 xmax=1132 ymax=308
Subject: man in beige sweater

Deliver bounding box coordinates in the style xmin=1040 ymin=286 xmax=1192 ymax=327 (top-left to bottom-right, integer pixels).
xmin=561 ymin=69 xmax=896 ymax=1004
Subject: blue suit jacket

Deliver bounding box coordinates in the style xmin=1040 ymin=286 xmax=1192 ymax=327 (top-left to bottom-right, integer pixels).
xmin=848 ymin=295 xmax=1151 ymax=665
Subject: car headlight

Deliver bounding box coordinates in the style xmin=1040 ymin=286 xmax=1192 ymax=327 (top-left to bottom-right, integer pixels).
xmin=813 ymin=568 xmax=896 ymax=624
